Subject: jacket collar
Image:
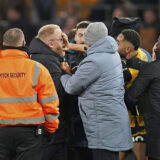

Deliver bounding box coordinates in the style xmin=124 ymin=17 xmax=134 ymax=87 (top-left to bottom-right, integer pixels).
xmin=0 ymin=49 xmax=29 ymax=59
xmin=2 ymin=46 xmax=29 ymax=53
xmin=29 ymin=38 xmax=64 ymax=61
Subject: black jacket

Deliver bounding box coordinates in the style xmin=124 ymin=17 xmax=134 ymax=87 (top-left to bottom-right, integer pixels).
xmin=65 ymin=49 xmax=88 ymax=147
xmin=126 ymin=57 xmax=148 ymax=70
xmin=29 ymin=38 xmax=69 ymax=144
xmin=125 ymin=60 xmax=160 ymax=158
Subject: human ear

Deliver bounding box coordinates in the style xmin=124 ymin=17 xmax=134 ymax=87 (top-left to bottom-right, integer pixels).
xmin=47 ymin=41 xmax=54 ymax=49
xmin=22 ymin=40 xmax=26 ymax=46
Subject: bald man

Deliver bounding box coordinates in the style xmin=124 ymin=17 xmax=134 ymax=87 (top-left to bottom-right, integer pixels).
xmin=0 ymin=28 xmax=59 ymax=160
xmin=29 ymin=24 xmax=69 ymax=160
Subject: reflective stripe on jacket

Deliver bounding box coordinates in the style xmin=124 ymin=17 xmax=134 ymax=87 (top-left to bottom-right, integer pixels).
xmin=0 ymin=49 xmax=59 ymax=133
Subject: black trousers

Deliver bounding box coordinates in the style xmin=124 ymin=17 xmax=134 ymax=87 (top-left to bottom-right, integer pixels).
xmin=68 ymin=147 xmax=92 ymax=160
xmin=92 ymin=149 xmax=118 ymax=160
xmin=42 ymin=143 xmax=68 ymax=160
xmin=0 ymin=126 xmax=42 ymax=160
xmin=148 ymin=158 xmax=160 ymax=160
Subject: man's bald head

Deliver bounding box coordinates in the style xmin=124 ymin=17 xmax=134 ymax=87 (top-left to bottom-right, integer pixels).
xmin=3 ymin=28 xmax=25 ymax=47
xmin=37 ymin=24 xmax=60 ymax=42
xmin=36 ymin=24 xmax=65 ymax=57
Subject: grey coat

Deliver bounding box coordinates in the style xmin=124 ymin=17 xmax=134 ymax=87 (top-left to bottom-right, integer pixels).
xmin=61 ymin=36 xmax=133 ymax=151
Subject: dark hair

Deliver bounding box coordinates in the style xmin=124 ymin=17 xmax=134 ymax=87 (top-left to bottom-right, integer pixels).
xmin=68 ymin=28 xmax=76 ymax=41
xmin=121 ymin=29 xmax=141 ymax=50
xmin=76 ymin=21 xmax=90 ymax=30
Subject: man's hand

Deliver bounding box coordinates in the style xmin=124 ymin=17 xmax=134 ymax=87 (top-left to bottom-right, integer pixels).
xmin=152 ymin=42 xmax=158 ymax=61
xmin=126 ymin=51 xmax=137 ymax=60
xmin=62 ymin=33 xmax=69 ymax=51
xmin=68 ymin=43 xmax=88 ymax=53
xmin=152 ymin=36 xmax=160 ymax=61
xmin=61 ymin=62 xmax=72 ymax=75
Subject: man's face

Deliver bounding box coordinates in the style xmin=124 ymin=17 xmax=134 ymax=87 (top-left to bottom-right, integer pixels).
xmin=117 ymin=33 xmax=128 ymax=57
xmin=74 ymin=28 xmax=86 ymax=44
xmin=49 ymin=28 xmax=65 ymax=57
xmin=117 ymin=33 xmax=134 ymax=58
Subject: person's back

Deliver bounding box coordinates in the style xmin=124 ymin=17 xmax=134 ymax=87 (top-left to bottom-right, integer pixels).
xmin=125 ymin=50 xmax=160 ymax=160
xmin=61 ymin=22 xmax=133 ymax=160
xmin=0 ymin=28 xmax=59 ymax=160
xmin=78 ymin=34 xmax=132 ymax=151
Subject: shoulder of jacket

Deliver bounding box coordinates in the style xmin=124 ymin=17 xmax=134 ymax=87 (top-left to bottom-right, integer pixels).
xmin=137 ymin=49 xmax=149 ymax=62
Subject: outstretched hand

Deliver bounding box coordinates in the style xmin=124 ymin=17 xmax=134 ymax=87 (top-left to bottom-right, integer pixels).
xmin=62 ymin=33 xmax=69 ymax=51
xmin=152 ymin=42 xmax=158 ymax=61
xmin=61 ymin=62 xmax=72 ymax=75
xmin=126 ymin=51 xmax=137 ymax=60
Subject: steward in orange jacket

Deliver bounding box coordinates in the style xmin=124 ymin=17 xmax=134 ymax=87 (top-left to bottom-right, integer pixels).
xmin=0 ymin=48 xmax=59 ymax=132
xmin=0 ymin=28 xmax=59 ymax=160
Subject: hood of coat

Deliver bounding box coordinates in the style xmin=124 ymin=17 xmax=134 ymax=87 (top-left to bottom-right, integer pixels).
xmin=29 ymin=38 xmax=63 ymax=60
xmin=87 ymin=36 xmax=118 ymax=56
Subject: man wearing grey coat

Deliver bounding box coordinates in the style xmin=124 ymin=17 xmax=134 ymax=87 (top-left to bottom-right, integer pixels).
xmin=61 ymin=22 xmax=133 ymax=160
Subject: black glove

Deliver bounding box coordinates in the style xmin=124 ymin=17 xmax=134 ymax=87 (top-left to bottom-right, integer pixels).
xmin=122 ymin=61 xmax=132 ymax=83
xmin=124 ymin=92 xmax=136 ymax=112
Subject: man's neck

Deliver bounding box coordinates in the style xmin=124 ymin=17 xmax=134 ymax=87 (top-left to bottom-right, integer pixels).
xmin=126 ymin=50 xmax=138 ymax=59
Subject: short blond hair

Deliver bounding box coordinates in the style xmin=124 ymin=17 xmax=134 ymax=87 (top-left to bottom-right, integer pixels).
xmin=3 ymin=28 xmax=24 ymax=47
xmin=37 ymin=24 xmax=60 ymax=41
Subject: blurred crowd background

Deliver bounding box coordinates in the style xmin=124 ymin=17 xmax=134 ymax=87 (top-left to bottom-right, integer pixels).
xmin=0 ymin=0 xmax=160 ymax=53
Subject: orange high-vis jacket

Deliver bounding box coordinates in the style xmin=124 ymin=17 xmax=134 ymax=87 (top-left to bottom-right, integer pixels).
xmin=0 ymin=49 xmax=59 ymax=133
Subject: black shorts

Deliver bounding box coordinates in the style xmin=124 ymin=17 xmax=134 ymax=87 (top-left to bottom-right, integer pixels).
xmin=131 ymin=125 xmax=146 ymax=142
xmin=129 ymin=113 xmax=146 ymax=142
